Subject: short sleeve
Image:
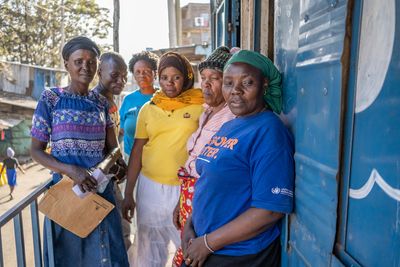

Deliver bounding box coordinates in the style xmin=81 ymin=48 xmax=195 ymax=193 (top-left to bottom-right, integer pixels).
xmin=119 ymin=98 xmax=127 ymax=130
xmin=31 ymin=89 xmax=58 ymax=142
xmin=134 ymin=104 xmax=149 ymax=139
xmin=104 ymin=101 xmax=114 ymax=129
xmin=250 ymin=147 xmax=295 ymax=214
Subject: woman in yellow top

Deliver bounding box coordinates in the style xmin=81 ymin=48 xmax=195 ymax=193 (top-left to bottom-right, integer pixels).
xmin=122 ymin=52 xmax=203 ymax=266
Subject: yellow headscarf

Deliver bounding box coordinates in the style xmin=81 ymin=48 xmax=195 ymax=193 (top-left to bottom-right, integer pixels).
xmin=151 ymin=88 xmax=204 ymax=111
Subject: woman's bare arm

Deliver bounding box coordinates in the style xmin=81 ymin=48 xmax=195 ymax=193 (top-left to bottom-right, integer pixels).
xmin=122 ymin=138 xmax=148 ymax=222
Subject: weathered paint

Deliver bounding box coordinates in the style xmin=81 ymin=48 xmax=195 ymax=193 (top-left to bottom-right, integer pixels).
xmin=32 ymin=68 xmax=45 ymax=100
xmin=337 ymin=0 xmax=400 ymax=265
xmin=354 ymin=0 xmax=395 ymax=113
xmin=0 ymin=60 xmax=67 ymax=100
xmin=276 ymin=0 xmax=348 ymax=264
xmin=211 ymin=0 xmax=400 ymax=265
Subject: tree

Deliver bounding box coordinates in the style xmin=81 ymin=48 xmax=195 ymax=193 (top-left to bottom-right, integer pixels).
xmin=0 ymin=0 xmax=112 ymax=68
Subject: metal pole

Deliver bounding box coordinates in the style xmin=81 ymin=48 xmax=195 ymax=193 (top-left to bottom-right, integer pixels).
xmin=113 ymin=0 xmax=120 ymax=52
xmin=60 ymin=0 xmax=65 ymax=68
xmin=175 ymin=0 xmax=182 ymax=46
xmin=167 ymin=0 xmax=177 ymax=47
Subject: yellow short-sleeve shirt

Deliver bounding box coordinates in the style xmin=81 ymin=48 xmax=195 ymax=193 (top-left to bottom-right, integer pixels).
xmin=135 ymin=102 xmax=203 ymax=185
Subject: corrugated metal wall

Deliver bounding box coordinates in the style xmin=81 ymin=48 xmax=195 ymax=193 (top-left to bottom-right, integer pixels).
xmin=336 ymin=0 xmax=400 ymax=266
xmin=275 ymin=0 xmax=349 ymax=265
xmin=0 ymin=61 xmax=67 ymax=100
xmin=211 ymin=0 xmax=399 ymax=265
xmin=0 ymin=62 xmax=31 ymax=95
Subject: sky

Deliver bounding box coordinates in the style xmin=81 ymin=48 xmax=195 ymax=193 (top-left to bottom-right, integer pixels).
xmin=96 ymin=0 xmax=210 ymax=61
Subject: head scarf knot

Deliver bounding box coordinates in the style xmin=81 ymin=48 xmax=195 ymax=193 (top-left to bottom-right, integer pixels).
xmin=224 ymin=50 xmax=282 ymax=114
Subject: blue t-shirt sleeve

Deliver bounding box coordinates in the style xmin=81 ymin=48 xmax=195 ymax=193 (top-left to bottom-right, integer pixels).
xmin=119 ymin=97 xmax=127 ymax=130
xmin=250 ymin=145 xmax=294 ymax=214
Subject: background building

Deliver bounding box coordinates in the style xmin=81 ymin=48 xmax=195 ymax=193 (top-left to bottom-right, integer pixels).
xmin=0 ymin=61 xmax=68 ymax=157
xmin=181 ymin=3 xmax=211 ymax=46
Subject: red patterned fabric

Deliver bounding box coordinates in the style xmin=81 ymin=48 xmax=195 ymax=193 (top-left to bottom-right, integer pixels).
xmin=173 ymin=167 xmax=196 ymax=267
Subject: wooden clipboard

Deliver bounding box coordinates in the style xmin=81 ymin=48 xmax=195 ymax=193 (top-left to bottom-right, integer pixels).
xmin=38 ymin=177 xmax=114 ymax=238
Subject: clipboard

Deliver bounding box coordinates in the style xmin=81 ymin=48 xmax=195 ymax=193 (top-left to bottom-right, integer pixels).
xmin=38 ymin=177 xmax=114 ymax=238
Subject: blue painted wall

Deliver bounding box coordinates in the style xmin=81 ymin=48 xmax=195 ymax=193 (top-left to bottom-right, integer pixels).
xmin=276 ymin=0 xmax=347 ymax=265
xmin=211 ymin=0 xmax=399 ymax=265
xmin=337 ymin=0 xmax=400 ymax=266
xmin=276 ymin=0 xmax=400 ymax=266
xmin=32 ymin=69 xmax=61 ymax=100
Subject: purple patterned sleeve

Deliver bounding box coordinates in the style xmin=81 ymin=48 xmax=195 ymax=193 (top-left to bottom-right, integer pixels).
xmin=31 ymin=89 xmax=58 ymax=142
xmin=104 ymin=100 xmax=114 ymax=129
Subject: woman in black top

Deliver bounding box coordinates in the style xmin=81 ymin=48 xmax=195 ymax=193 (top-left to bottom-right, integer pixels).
xmin=0 ymin=147 xmax=25 ymax=199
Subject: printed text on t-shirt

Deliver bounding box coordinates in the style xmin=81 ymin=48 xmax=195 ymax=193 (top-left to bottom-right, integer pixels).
xmin=199 ymin=136 xmax=239 ymax=159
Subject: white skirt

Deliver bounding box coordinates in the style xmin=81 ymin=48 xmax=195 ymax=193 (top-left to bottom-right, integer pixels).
xmin=128 ymin=173 xmax=180 ymax=267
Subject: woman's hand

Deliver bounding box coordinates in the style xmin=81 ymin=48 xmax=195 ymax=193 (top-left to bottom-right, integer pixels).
xmin=109 ymin=158 xmax=128 ymax=183
xmin=184 ymin=236 xmax=212 ymax=267
xmin=122 ymin=195 xmax=136 ymax=223
xmin=182 ymin=215 xmax=211 ymax=266
xmin=68 ymin=165 xmax=97 ymax=192
xmin=182 ymin=216 xmax=196 ymax=254
xmin=172 ymin=200 xmax=181 ymax=230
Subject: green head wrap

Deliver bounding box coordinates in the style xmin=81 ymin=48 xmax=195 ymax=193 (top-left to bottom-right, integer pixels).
xmin=224 ymin=50 xmax=282 ymax=114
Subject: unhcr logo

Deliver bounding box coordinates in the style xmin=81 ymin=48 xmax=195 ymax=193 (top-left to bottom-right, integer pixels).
xmin=271 ymin=187 xmax=294 ymax=197
xmin=271 ymin=187 xmax=280 ymax=194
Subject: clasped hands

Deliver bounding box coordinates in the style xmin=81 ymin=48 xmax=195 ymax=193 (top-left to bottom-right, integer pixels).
xmin=182 ymin=220 xmax=213 ymax=267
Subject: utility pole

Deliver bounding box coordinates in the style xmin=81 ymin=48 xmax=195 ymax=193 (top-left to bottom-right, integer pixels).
xmin=113 ymin=0 xmax=120 ymax=52
xmin=60 ymin=0 xmax=65 ymax=68
xmin=167 ymin=0 xmax=177 ymax=47
xmin=175 ymin=0 xmax=182 ymax=46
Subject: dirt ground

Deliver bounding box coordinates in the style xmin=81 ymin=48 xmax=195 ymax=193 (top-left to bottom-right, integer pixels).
xmin=0 ymin=162 xmax=51 ymax=267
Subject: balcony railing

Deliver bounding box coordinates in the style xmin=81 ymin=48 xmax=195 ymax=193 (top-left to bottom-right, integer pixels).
xmin=0 ymin=180 xmax=54 ymax=267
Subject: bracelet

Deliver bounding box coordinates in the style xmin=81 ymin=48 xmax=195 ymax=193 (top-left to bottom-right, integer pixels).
xmin=203 ymin=234 xmax=215 ymax=253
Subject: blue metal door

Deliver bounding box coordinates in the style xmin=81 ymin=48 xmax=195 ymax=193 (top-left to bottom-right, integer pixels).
xmin=276 ymin=0 xmax=348 ymax=265
xmin=211 ymin=0 xmax=240 ymax=49
xmin=337 ymin=1 xmax=400 ymax=266
xmin=32 ymin=69 xmax=45 ymax=100
xmin=215 ymin=1 xmax=226 ymax=47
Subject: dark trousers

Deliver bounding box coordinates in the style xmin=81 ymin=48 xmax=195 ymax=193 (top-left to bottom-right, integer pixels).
xmin=181 ymin=236 xmax=281 ymax=267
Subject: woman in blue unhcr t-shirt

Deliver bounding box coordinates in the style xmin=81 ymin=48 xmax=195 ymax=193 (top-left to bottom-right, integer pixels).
xmin=181 ymin=50 xmax=295 ymax=267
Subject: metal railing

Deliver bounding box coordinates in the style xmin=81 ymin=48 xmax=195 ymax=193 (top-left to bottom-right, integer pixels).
xmin=0 ymin=180 xmax=53 ymax=267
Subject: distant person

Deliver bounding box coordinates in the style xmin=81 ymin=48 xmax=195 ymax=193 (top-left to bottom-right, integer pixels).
xmin=171 ymin=46 xmax=235 ymax=267
xmin=93 ymin=51 xmax=131 ymax=249
xmin=0 ymin=147 xmax=25 ymax=199
xmin=30 ymin=36 xmax=128 ymax=266
xmin=119 ymin=51 xmax=159 ymax=161
xmin=122 ymin=52 xmax=204 ymax=267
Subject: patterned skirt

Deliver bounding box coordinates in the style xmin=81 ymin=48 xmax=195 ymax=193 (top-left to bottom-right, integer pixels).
xmin=173 ymin=167 xmax=197 ymax=267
